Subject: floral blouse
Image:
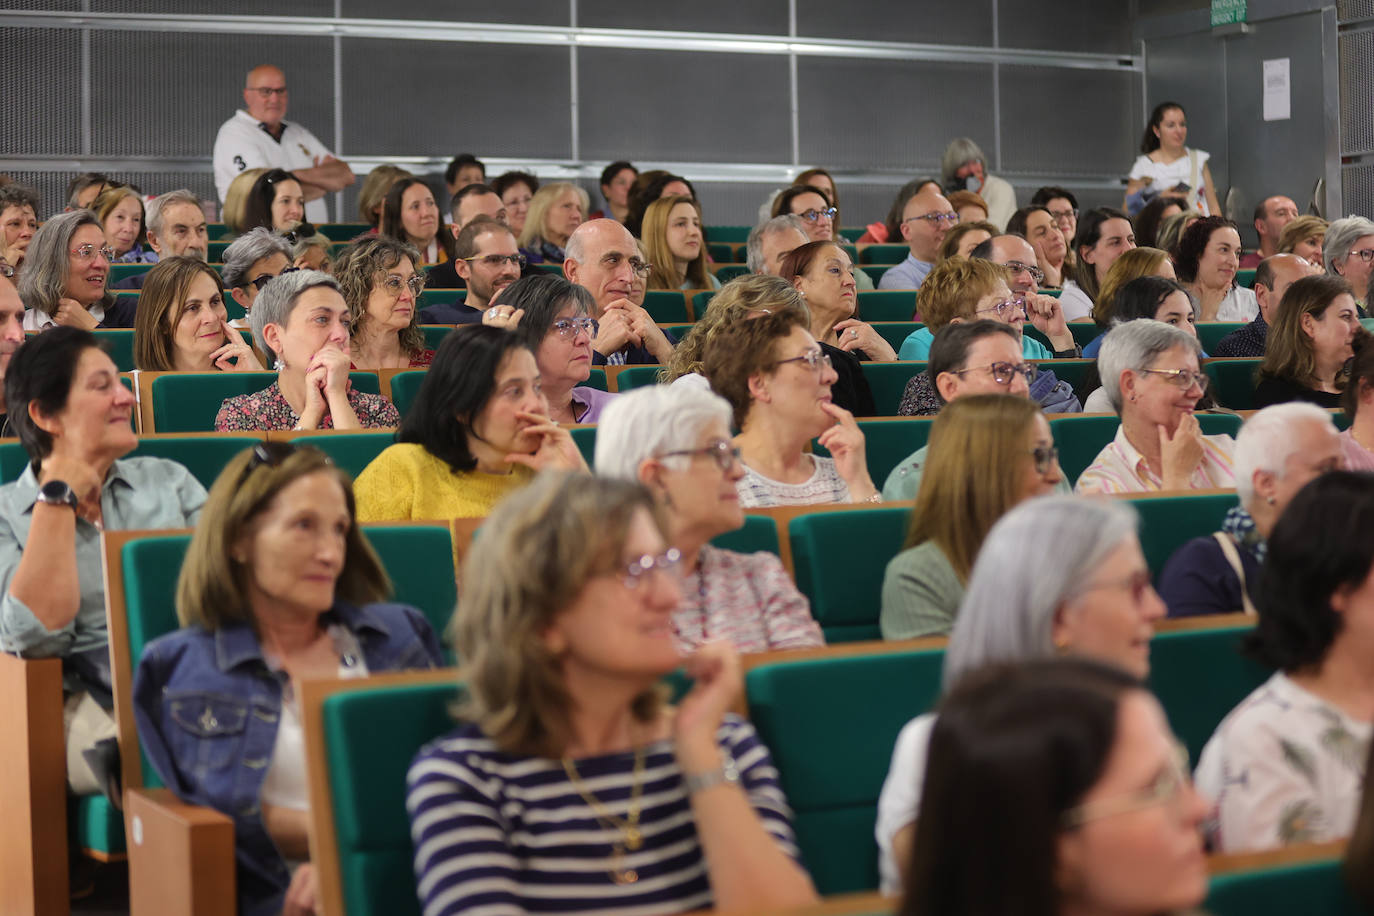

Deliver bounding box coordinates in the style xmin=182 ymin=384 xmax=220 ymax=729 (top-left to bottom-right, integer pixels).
xmin=350 ymin=349 xmax=434 ymax=370
xmin=214 ymin=380 xmax=400 ymax=431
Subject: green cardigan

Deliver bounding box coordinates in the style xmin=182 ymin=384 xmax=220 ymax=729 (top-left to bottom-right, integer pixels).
xmin=880 ymin=540 xmax=965 ymax=640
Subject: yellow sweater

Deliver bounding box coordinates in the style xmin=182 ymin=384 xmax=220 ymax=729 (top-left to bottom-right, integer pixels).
xmin=354 ymin=443 xmax=535 ymax=522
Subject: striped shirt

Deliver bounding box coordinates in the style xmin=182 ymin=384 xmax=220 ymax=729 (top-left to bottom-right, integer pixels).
xmin=407 ymin=715 xmax=800 ymax=916
xmin=1075 ymin=424 xmax=1236 ymax=494
xmin=673 ymin=545 xmax=825 ymax=654
xmin=737 ymin=455 xmax=850 ymax=508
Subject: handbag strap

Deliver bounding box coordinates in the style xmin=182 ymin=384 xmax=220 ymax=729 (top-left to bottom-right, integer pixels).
xmin=1212 ymin=532 xmax=1257 ymax=616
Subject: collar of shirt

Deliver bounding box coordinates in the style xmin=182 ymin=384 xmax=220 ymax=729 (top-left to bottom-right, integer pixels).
xmin=1110 ymin=424 xmax=1163 ymax=487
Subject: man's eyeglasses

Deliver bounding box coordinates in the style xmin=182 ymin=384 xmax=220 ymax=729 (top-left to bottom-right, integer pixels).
xmin=1048 ymin=208 xmax=1079 ymax=226
xmin=952 ymin=361 xmax=1038 ymax=387
xmin=251 ymin=266 xmax=300 ymax=291
xmin=71 ymin=244 xmax=115 ymax=262
xmin=975 ymin=296 xmax=1028 ymax=320
xmin=770 ymin=348 xmax=833 ymax=374
xmin=904 ymin=212 xmax=959 ymax=226
xmin=598 ymin=252 xmax=652 ymax=278
xmin=620 ymin=548 xmax=683 ymax=589
xmin=248 ymin=87 xmax=288 ymax=98
xmin=659 ymin=440 xmax=741 ymax=473
xmin=1136 ymin=367 xmax=1209 ymax=392
xmin=1002 ymin=260 xmax=1046 ymax=285
xmin=551 ymin=316 xmax=598 ymax=340
xmin=797 ymin=207 xmax=837 ymax=223
xmin=381 ymin=274 xmax=425 ymax=298
xmin=1030 ymin=445 xmax=1059 ymax=475
xmin=463 ymin=253 xmax=527 ymax=269
xmin=1062 ymin=741 xmax=1190 ymax=828
xmin=1348 ymin=248 xmax=1374 ymax=263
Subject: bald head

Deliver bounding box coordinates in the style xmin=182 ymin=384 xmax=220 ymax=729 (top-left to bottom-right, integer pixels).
xmin=243 ymin=65 xmax=288 ymax=128
xmin=1255 ymin=252 xmax=1322 ymax=323
xmin=564 ymin=219 xmax=642 ymax=313
xmin=982 ymin=235 xmax=1038 ymax=295
xmin=900 ymin=187 xmax=955 ymax=263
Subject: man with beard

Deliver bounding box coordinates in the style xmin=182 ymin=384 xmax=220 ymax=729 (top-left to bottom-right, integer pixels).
xmin=418 ymin=217 xmax=522 ymax=324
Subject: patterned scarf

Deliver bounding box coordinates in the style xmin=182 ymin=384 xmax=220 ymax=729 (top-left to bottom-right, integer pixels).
xmin=1222 ymin=505 xmax=1266 ymax=564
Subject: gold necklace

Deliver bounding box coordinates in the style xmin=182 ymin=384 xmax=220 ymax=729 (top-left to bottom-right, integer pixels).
xmin=561 ymin=743 xmax=646 ymax=885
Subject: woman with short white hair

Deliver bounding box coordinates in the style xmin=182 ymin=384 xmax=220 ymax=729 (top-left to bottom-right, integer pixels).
xmin=1323 ymin=215 xmax=1374 ymax=308
xmin=1077 ymin=319 xmax=1236 ymax=494
xmin=1158 ymin=403 xmax=1342 ymax=617
xmin=596 ymin=384 xmax=824 ymax=654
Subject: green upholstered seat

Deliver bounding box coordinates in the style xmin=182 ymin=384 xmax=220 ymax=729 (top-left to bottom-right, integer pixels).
xmin=859 ymin=361 xmax=926 ymax=417
xmin=837 ymin=228 xmax=864 ymax=242
xmin=150 ymin=372 xmax=382 ymax=433
xmin=691 ymin=290 xmax=717 ymax=317
xmin=420 ymin=325 xmax=452 ymax=350
xmin=642 ymin=290 xmax=691 ymax=323
xmin=292 ymin=432 xmax=395 ymax=479
xmin=1035 ymin=358 xmax=1094 ymax=394
xmin=1066 ymin=321 xmax=1100 ymax=348
xmin=93 ymin=328 xmax=136 ymax=372
xmin=706 ymin=242 xmax=734 ymax=263
xmin=1148 ymin=620 xmax=1268 ymax=762
xmin=1235 ymin=268 xmax=1257 ymax=290
xmin=585 ymin=368 xmax=608 ymax=392
xmin=107 ymin=264 xmax=147 ymax=283
xmin=858 ymin=244 xmax=908 ymax=265
xmin=1203 ymin=358 xmax=1262 ymax=411
xmin=72 ymin=794 xmax=126 ymax=857
xmin=612 ymin=365 xmax=662 ymax=392
xmin=387 ymin=371 xmax=427 ymax=419
xmin=1206 ymin=857 xmax=1361 ymax=916
xmin=417 ymin=289 xmax=464 ymax=310
xmin=788 ymin=507 xmax=911 ymax=642
xmin=1129 ymin=490 xmax=1241 ymax=579
xmin=710 ymin=513 xmax=781 ymax=556
xmin=871 ymin=322 xmax=922 ymax=352
xmin=746 ymin=648 xmax=945 ymax=894
xmin=207 ymin=241 xmax=231 ymax=261
xmin=531 ymin=263 xmax=564 ymax=276
xmin=856 ymin=291 xmax=917 ymax=322
xmin=569 ymin=426 xmax=596 ymax=466
xmin=714 ymin=264 xmax=750 ymax=284
xmin=813 ymin=418 xmax=934 ymax=487
xmin=865 ymin=266 xmax=889 ymax=286
xmin=128 ymin=435 xmax=261 ymax=489
xmin=318 ymin=223 xmax=372 ymax=241
xmin=1196 ymin=322 xmax=1248 ymax=353
xmin=704 ymin=225 xmax=750 ymax=243
xmin=0 ymin=441 xmax=26 ymax=481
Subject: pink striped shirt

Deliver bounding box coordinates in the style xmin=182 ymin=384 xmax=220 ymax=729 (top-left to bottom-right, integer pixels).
xmin=1075 ymin=425 xmax=1237 ymax=494
xmin=1339 ymin=429 xmax=1374 ymax=471
xmin=673 ymin=545 xmax=825 ymax=654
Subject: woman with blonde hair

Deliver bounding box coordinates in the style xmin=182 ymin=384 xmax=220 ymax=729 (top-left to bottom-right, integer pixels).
xmin=519 ymin=181 xmax=589 ymax=264
xmin=643 ymin=194 xmax=719 ymax=291
xmin=93 ymin=186 xmax=156 ymax=263
xmin=664 ymin=274 xmax=809 ymax=382
xmin=220 ymin=167 xmax=266 ymax=238
xmin=881 ymin=394 xmax=1063 ymax=639
xmin=1278 ymin=214 xmax=1329 ymax=266
xmin=133 ymin=256 xmax=263 ymax=371
xmin=936 ymin=220 xmax=996 ymax=262
xmin=406 ymin=471 xmax=817 ymax=914
xmin=357 ymin=164 xmax=413 ymax=231
xmin=1256 ymin=274 xmax=1364 ymax=408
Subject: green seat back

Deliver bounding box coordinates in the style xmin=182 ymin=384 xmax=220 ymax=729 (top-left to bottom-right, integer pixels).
xmin=1036 ymin=358 xmax=1094 ymax=395
xmin=856 ymin=291 xmax=917 ymax=322
xmin=714 ymin=265 xmax=750 ymax=284
xmin=710 ymin=514 xmax=780 ymax=556
xmin=691 ymin=290 xmax=716 ymax=317
xmin=703 ymin=225 xmax=750 ymax=243
xmin=387 ymin=371 xmax=427 ymax=419
xmin=584 ymin=367 xmax=608 ymax=392
xmin=642 ymin=291 xmax=690 ymax=323
xmin=292 ymin=432 xmax=396 ymax=479
xmin=207 ymin=241 xmax=231 ymax=261
xmin=417 ymin=289 xmax=464 ymax=310
xmin=865 ymin=266 xmax=889 ymax=286
xmin=126 ymin=435 xmax=262 ymax=489
xmin=93 ymin=329 xmax=136 ymax=372
xmin=859 ymin=361 xmax=926 ymax=416
xmin=570 ymin=426 xmax=596 ymax=466
xmin=613 ymin=365 xmax=662 ymax=392
xmin=107 ymin=264 xmax=147 ymax=283
xmin=746 ymin=649 xmax=945 ymax=894
xmin=1203 ymin=359 xmax=1261 ymax=411
xmin=1067 ymin=321 xmax=1100 ymax=348
xmin=319 ymin=223 xmax=372 ymax=241
xmin=531 ymin=263 xmax=564 ymax=276
xmin=788 ymin=507 xmax=910 ymax=642
xmin=858 ymin=244 xmax=908 ymax=265
xmin=1049 ymin=415 xmax=1128 ymax=485
xmin=1235 ymin=268 xmax=1257 ymax=290
xmin=813 ymin=418 xmax=933 ymax=487
xmin=72 ymin=794 xmax=126 ymax=856
xmin=151 ymin=372 xmax=381 ymax=433
xmin=1148 ymin=622 xmax=1268 ymax=762
xmin=1206 ymin=858 xmax=1361 ymax=916
xmin=837 ymin=227 xmax=864 ymax=242
xmin=420 ymin=325 xmax=451 ymax=351
xmin=706 ymin=242 xmax=734 ymax=263
xmin=1130 ymin=490 xmax=1240 ymax=579
xmin=871 ymin=322 xmax=922 ymax=352
xmin=0 ymin=440 xmax=26 ymax=481
xmin=1196 ymin=322 xmax=1247 ymax=353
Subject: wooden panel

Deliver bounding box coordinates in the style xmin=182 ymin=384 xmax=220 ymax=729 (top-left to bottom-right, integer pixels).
xmin=126 ymin=787 xmax=236 ymax=916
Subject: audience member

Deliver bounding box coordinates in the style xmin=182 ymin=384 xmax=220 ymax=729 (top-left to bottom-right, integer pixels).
xmin=876 ymin=496 xmax=1167 ymax=893
xmin=380 ymin=177 xmax=450 ymax=267
xmin=1323 ymin=215 xmax=1374 ymax=310
xmin=354 ymin=325 xmax=585 ymax=523
xmin=878 ymin=185 xmax=956 ymax=290
xmin=771 ymin=185 xmax=838 ymax=244
xmin=355 ymin=164 xmax=412 ymax=230
xmin=1242 ymin=194 xmax=1300 ymax=268
xmin=216 ymin=270 xmax=399 ymax=431
xmin=859 ymin=178 xmax=940 ymax=245
xmin=793 ymin=168 xmax=839 ymax=224
xmin=491 ymin=170 xmax=540 ymax=239
xmin=1213 ymin=253 xmax=1319 ymax=357
xmin=1091 ymin=246 xmax=1178 ymax=330
xmin=449 ymin=182 xmax=506 ymax=232
xmin=220 ymin=167 xmax=266 ymax=236
xmin=93 ymin=186 xmax=155 ymax=264
xmin=945 ymin=189 xmax=989 ymax=224
xmin=289 ymin=227 xmax=332 ymax=273
xmin=221 ymin=227 xmax=294 ymax=327
xmin=112 ymin=189 xmax=210 ymax=290
xmin=133 ymin=256 xmax=263 ymax=372
xmin=1340 ymin=337 xmax=1374 ymax=470
xmin=1175 ymin=215 xmax=1258 ymax=321
xmin=703 ymin=309 xmax=878 ymax=506
xmin=595 ymin=160 xmax=637 ymax=222
xmin=429 ymin=217 xmax=524 ymax=326
xmin=1196 ymin=471 xmax=1374 ymax=852
xmin=1006 ymin=205 xmax=1068 ymax=288
xmin=1255 ymin=275 xmax=1362 ymax=409
xmin=0 ymin=328 xmax=206 ymax=792
xmin=935 ymin=220 xmax=995 ymax=262
xmin=1126 ymin=101 xmax=1219 ymax=216
xmin=626 ymin=173 xmax=695 ymax=238
xmin=333 ymin=237 xmax=434 ymax=370
xmin=882 ymin=394 xmax=1061 ymax=639
xmin=782 ymin=240 xmax=896 ymax=360
xmin=1081 ymin=276 xmax=1197 ymax=385
xmin=1061 ymin=207 xmax=1137 ymax=321
xmin=1277 ymin=213 xmax=1328 ymax=265
xmin=940 ymin=138 xmax=1015 ymax=229
xmin=564 ymin=219 xmax=675 ymax=365
xmin=18 ymin=210 xmax=134 ymax=330
xmin=0 ymin=274 xmax=28 ymax=428
xmin=1030 ymin=185 xmax=1080 ymax=258
xmin=746 ymin=215 xmax=809 ymax=276
xmin=241 ymin=168 xmax=305 ymax=235
xmin=1133 ymin=194 xmax=1189 ymax=249
xmin=407 ymin=471 xmax=817 ymax=914
xmin=1077 ymin=319 xmax=1235 ymax=493
xmin=596 ymin=384 xmax=824 ymax=653
xmin=443 ymin=153 xmax=486 ymax=196
xmin=0 ymin=183 xmax=40 ymax=277
xmin=970 ymin=234 xmax=1080 ymax=356
xmin=643 ymin=195 xmax=719 ymax=291
xmin=65 ymin=173 xmax=114 ymax=212
xmin=134 ymin=442 xmax=442 ymax=916
xmin=1154 ymin=208 xmax=1201 ymax=256
xmin=520 ymin=182 xmax=588 ymax=264
xmin=213 ymin=64 xmax=355 ymax=224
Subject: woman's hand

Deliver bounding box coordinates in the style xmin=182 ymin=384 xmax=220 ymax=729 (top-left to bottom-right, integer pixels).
xmin=53 ymin=298 xmax=99 ymax=330
xmin=281 ymin=864 xmax=319 ymax=916
xmin=504 ymin=411 xmax=589 ymax=471
xmin=832 ymin=318 xmax=897 ymax=361
xmin=1158 ymin=413 xmax=1205 ymax=490
xmin=1030 ymin=235 xmax=1063 ymax=289
xmin=482 ymin=304 xmax=524 ymax=329
xmin=210 ymin=317 xmax=264 ymax=371
xmin=592 ymin=300 xmax=643 ymax=357
xmin=38 ymin=453 xmax=104 ymax=518
xmin=1024 ymin=293 xmax=1074 ymax=352
xmin=673 ymin=641 xmax=744 ymax=772
xmin=310 ymin=345 xmax=351 ymax=398
xmin=816 ymin=401 xmax=879 ymax=502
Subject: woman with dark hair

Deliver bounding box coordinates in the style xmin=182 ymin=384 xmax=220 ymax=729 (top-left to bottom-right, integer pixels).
xmin=1340 ymin=336 xmax=1374 ymax=470
xmin=771 ymin=185 xmax=838 ymax=244
xmin=491 ymin=170 xmax=540 ymax=238
xmin=625 ymin=173 xmax=695 ymax=238
xmin=781 ymin=240 xmax=897 ymax=362
xmin=1175 ymin=215 xmax=1258 ymax=321
xmin=134 ymin=443 xmax=442 ymax=916
xmin=380 ymin=177 xmax=453 ymax=267
xmin=0 ymin=182 xmax=40 ymax=277
xmin=1135 ymin=194 xmax=1190 ymax=249
xmin=353 ymin=324 xmax=586 ymax=522
xmin=899 ymin=657 xmax=1208 ymax=916
xmin=332 ymin=236 xmax=434 ymax=370
xmin=1060 ymin=207 xmax=1137 ymax=321
xmin=1125 ymin=101 xmax=1220 ymax=217
xmin=1255 ymin=275 xmax=1363 ymax=409
xmin=1196 ymin=470 xmax=1374 ymax=852
xmin=242 ymin=168 xmax=305 ymax=234
xmin=594 ymin=160 xmax=637 ymax=222
xmin=1007 ymin=205 xmax=1068 ymax=289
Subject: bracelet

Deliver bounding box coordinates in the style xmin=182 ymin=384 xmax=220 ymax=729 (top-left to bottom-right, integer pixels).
xmin=682 ymin=756 xmax=740 ymax=795
xmin=865 ymin=491 xmax=883 ymax=504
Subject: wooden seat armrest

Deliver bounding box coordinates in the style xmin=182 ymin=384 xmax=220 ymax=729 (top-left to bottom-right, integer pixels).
xmin=126 ymin=787 xmax=236 ymax=916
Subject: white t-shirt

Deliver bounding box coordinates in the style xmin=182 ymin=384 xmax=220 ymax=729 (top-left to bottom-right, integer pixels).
xmin=735 ymin=455 xmax=851 ymax=508
xmin=874 ymin=714 xmax=936 ymax=895
xmin=1059 ymin=280 xmax=1094 ymax=321
xmin=1211 ymin=285 xmax=1259 ymax=322
xmin=1128 ymin=148 xmax=1212 ymax=215
xmin=212 ymin=109 xmax=334 ymax=224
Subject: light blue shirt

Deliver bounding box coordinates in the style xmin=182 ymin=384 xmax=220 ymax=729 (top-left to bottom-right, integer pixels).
xmin=897 ymin=327 xmax=1054 ymax=361
xmin=877 ymin=254 xmax=934 ymax=290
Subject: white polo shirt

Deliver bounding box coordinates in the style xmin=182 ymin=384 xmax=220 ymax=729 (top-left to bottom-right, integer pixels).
xmin=212 ymin=109 xmax=333 ymax=223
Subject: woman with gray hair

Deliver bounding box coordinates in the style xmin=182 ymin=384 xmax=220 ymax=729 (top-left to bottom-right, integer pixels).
xmin=940 ymin=137 xmax=1016 ymax=230
xmin=1322 ymin=215 xmax=1374 ymax=309
xmin=214 ymin=270 xmax=400 ymax=431
xmin=596 ymin=384 xmax=823 ymax=653
xmin=1158 ymin=403 xmax=1341 ymax=617
xmin=0 ymin=182 xmax=40 ymax=277
xmin=1077 ymin=319 xmax=1236 ymax=493
xmin=221 ymin=227 xmax=294 ymax=329
xmin=17 ymin=209 xmax=135 ymax=330
xmin=874 ymin=495 xmax=1166 ymax=894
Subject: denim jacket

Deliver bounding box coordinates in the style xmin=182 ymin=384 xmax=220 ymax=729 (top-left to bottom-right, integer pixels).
xmin=132 ymin=601 xmax=444 ymax=916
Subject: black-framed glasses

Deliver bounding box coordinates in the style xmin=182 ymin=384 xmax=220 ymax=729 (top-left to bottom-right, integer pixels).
xmin=620 ymin=548 xmax=683 ymax=589
xmin=1030 ymin=445 xmax=1059 ymax=475
xmin=463 ymin=253 xmax=527 ymax=269
xmin=797 ymin=207 xmax=837 ymax=223
xmin=598 ymin=252 xmax=652 ymax=278
xmin=248 ymin=86 xmax=288 ymax=98
xmin=974 ymin=296 xmax=1028 ymax=320
xmin=1048 ymin=207 xmax=1079 ymax=225
xmin=1137 ymin=367 xmax=1209 ymax=392
xmin=1062 ymin=741 xmax=1190 ymax=828
xmin=769 ymin=348 xmax=832 ymax=373
xmin=552 ymin=316 xmax=598 ymax=340
xmin=904 ymin=212 xmax=959 ymax=226
xmin=1002 ymin=260 xmax=1046 ymax=285
xmin=381 ymin=274 xmax=425 ymax=297
xmin=659 ymin=440 xmax=741 ymax=472
xmin=71 ymin=243 xmax=115 ymax=262
xmin=251 ymin=266 xmax=300 ymax=291
xmin=952 ymin=360 xmax=1038 ymax=386
xmin=1348 ymin=248 xmax=1374 ymax=263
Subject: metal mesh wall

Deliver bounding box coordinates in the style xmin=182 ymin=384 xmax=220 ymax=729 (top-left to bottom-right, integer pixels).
xmin=579 ymin=0 xmax=790 ymax=34
xmin=1339 ymin=0 xmax=1374 ymax=23
xmin=337 ymin=0 xmax=569 ymax=24
xmin=89 ymin=0 xmax=334 ymax=13
xmin=795 ymin=0 xmax=993 ymax=45
xmin=1344 ymin=164 xmax=1374 ymax=222
xmin=999 ymin=0 xmax=1134 ymax=54
xmin=0 ymin=27 xmax=83 ymax=157
xmin=1341 ymin=30 xmax=1374 ymax=156
xmin=999 ymin=65 xmax=1138 ymax=175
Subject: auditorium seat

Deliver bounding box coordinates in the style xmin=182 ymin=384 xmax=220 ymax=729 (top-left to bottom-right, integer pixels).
xmin=1235 ymin=268 xmax=1257 ymax=290
xmin=318 ymin=223 xmax=373 ymax=241
xmin=141 ymin=370 xmax=383 ymax=433
xmin=108 ymin=264 xmax=148 ymax=284
xmin=813 ymin=417 xmax=934 ymax=486
xmin=866 ymin=266 xmax=890 ymax=286
xmin=871 ymin=321 xmax=922 ymax=352
xmin=1206 ymin=851 xmax=1360 ymax=916
xmin=859 ymin=361 xmax=926 ymax=416
xmin=569 ymin=424 xmax=597 ymax=465
xmin=1148 ymin=615 xmax=1267 ymax=761
xmin=710 ymin=513 xmax=782 ymax=555
xmin=713 ymin=264 xmax=750 ymax=284
xmin=1203 ymin=358 xmax=1262 ymax=410
xmin=858 ymin=244 xmax=908 ymax=265
xmin=788 ymin=506 xmax=911 ymax=642
xmin=417 ymin=289 xmax=465 ymax=310
xmin=1066 ymin=321 xmax=1099 ymax=348
xmin=420 ymin=324 xmax=452 ymax=350
xmin=707 ymin=242 xmax=734 ymax=263
xmin=1034 ymin=357 xmax=1094 ymax=395
xmin=92 ymin=328 xmax=135 ymax=371
xmin=642 ymin=290 xmax=691 ymax=323
xmin=856 ymin=291 xmax=917 ymax=322
xmin=1125 ymin=489 xmax=1240 ymax=579
xmin=692 ymin=289 xmax=717 ymax=316
xmin=385 ymin=370 xmax=426 ymax=418
xmin=207 ymin=241 xmax=231 ymax=260
xmin=703 ymin=225 xmax=751 ymax=243
xmin=288 ymin=431 xmax=395 ymax=479
xmin=1196 ymin=322 xmax=1248 ymax=353
xmin=607 ymin=365 xmax=661 ymax=392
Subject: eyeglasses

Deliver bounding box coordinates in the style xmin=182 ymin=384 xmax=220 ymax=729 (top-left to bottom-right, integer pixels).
xmin=659 ymin=440 xmax=741 ymax=472
xmin=248 ymin=86 xmax=288 ymax=98
xmin=71 ymin=244 xmax=115 ymax=262
xmin=598 ymin=252 xmax=653 ymax=278
xmin=1062 ymin=742 xmax=1191 ymax=829
xmin=1348 ymin=248 xmax=1374 ymax=263
xmin=251 ymin=265 xmax=300 ymax=291
xmin=769 ymin=348 xmax=833 ymax=374
xmin=463 ymin=253 xmax=527 ymax=269
xmin=1002 ymin=260 xmax=1045 ymax=285
xmin=975 ymin=296 xmax=1028 ymax=320
xmin=952 ymin=361 xmax=1038 ymax=386
xmin=620 ymin=548 xmax=683 ymax=589
xmin=1030 ymin=445 xmax=1059 ymax=475
xmin=551 ymin=316 xmax=598 ymax=340
xmin=380 ymin=274 xmax=425 ymax=297
xmin=1136 ymin=367 xmax=1209 ymax=392
xmin=1071 ymin=568 xmax=1155 ymax=607
xmin=1048 ymin=208 xmax=1079 ymax=225
xmin=904 ymin=212 xmax=959 ymax=226
xmin=797 ymin=207 xmax=837 ymax=223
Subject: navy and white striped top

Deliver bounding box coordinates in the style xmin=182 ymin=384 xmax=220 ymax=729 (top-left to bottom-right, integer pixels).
xmin=406 ymin=714 xmax=800 ymax=916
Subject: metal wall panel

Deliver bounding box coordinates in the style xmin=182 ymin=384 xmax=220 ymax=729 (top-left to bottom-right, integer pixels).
xmin=337 ymin=0 xmax=569 ymax=24
xmin=1341 ymin=29 xmax=1374 ymax=154
xmin=796 ymin=58 xmax=995 ymax=171
xmin=577 ymin=49 xmax=791 ymax=162
xmin=999 ymin=66 xmax=1139 ymax=176
xmin=0 ymin=27 xmax=83 ymax=157
xmin=999 ymin=0 xmax=1135 ymax=54
xmin=794 ymin=0 xmax=993 ymax=45
xmin=1141 ymin=29 xmax=1229 ymax=201
xmin=1339 ymin=0 xmax=1374 ymax=21
xmin=578 ymin=0 xmax=790 ymax=34
xmin=89 ymin=0 xmax=335 ymax=14
xmin=1344 ymin=163 xmax=1374 ymax=220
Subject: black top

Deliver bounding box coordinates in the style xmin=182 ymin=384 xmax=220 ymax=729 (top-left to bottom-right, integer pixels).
xmin=820 ymin=342 xmax=876 ymax=417
xmin=1252 ymin=374 xmax=1342 ymax=409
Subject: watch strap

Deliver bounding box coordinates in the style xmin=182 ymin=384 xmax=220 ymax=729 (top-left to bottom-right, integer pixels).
xmin=682 ymin=755 xmax=740 ymax=795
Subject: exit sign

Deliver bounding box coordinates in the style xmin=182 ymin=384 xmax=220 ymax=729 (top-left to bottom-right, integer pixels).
xmin=1212 ymin=0 xmax=1247 ymax=26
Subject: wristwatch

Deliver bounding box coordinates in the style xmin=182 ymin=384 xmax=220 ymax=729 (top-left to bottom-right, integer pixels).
xmin=37 ymin=479 xmax=79 ymax=511
xmin=682 ymin=755 xmax=740 ymax=795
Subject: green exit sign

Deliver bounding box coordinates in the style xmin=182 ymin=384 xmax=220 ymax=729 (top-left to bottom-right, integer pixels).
xmin=1212 ymin=0 xmax=1247 ymax=26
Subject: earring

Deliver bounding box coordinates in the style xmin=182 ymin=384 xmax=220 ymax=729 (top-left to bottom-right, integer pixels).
xmin=274 ymin=357 xmax=284 ymax=372
xmin=1267 ymin=496 xmax=1276 ymax=506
